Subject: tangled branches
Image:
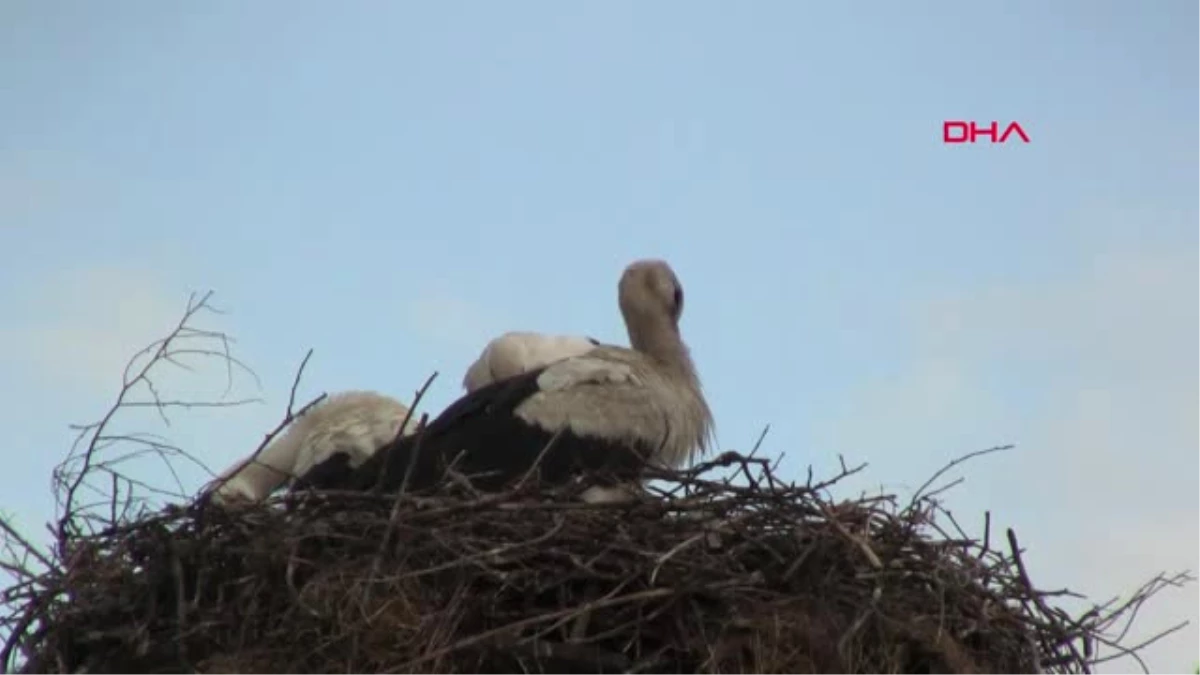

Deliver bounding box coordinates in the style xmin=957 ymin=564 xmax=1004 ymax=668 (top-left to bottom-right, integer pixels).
xmin=2 ymin=450 xmax=1190 ymax=674
xmin=50 ymin=291 xmax=260 ymax=548
xmin=0 ymin=292 xmax=1191 ymax=673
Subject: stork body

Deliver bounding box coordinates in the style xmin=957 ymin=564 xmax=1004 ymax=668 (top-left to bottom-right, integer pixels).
xmin=296 ymin=260 xmax=713 ymax=502
xmin=462 ymin=331 xmax=599 ymax=392
xmin=209 ymin=390 xmax=416 ymax=505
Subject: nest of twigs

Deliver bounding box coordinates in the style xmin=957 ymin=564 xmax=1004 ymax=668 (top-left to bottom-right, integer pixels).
xmin=3 ymin=450 xmax=1134 ymax=674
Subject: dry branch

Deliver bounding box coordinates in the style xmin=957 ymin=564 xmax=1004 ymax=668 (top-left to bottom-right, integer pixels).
xmin=51 ymin=291 xmax=261 ymax=549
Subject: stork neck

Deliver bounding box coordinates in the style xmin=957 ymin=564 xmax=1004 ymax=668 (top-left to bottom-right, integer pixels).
xmin=626 ymin=315 xmax=695 ymax=381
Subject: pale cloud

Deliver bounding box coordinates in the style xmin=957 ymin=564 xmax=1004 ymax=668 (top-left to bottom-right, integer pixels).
xmin=1 ymin=266 xmax=189 ymax=396
xmin=815 ymin=356 xmax=1003 ymax=448
xmin=1029 ymin=386 xmax=1197 ymax=673
xmin=0 ymin=266 xmax=275 ymax=542
xmin=919 ymin=243 xmax=1195 ymax=390
xmin=814 ymin=235 xmax=1198 ymax=672
xmin=0 ymin=170 xmax=54 ymax=228
xmin=0 ymin=149 xmax=120 ymax=235
xmin=0 ymin=266 xmax=268 ymax=483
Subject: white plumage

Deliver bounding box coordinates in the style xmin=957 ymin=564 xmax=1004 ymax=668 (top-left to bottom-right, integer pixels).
xmin=209 ymin=390 xmax=417 ymax=505
xmin=462 ymin=331 xmax=599 ymax=392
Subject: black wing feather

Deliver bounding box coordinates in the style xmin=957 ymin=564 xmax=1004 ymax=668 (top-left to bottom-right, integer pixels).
xmin=296 ymin=364 xmax=654 ymax=495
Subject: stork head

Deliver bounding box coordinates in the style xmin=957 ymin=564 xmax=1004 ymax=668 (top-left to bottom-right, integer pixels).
xmin=618 ymin=259 xmax=684 ymax=328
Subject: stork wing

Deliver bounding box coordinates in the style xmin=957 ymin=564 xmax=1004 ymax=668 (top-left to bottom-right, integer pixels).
xmin=514 ymin=351 xmax=672 ymax=453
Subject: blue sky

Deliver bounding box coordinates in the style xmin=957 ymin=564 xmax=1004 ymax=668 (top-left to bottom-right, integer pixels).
xmin=0 ymin=1 xmax=1196 ymax=670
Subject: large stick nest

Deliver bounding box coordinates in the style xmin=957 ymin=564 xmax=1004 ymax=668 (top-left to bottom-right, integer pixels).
xmin=5 ymin=451 xmax=1130 ymax=674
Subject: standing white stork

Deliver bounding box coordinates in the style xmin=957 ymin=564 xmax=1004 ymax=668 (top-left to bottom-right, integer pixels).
xmin=208 ymin=390 xmax=418 ymax=505
xmin=295 ymin=259 xmax=714 ymax=503
xmin=462 ymin=331 xmax=600 ymax=392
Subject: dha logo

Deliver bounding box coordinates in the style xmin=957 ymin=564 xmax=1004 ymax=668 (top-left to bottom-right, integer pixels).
xmin=943 ymin=121 xmax=1030 ymax=144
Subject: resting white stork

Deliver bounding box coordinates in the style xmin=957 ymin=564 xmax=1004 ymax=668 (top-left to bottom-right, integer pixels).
xmin=462 ymin=331 xmax=600 ymax=392
xmin=208 ymin=390 xmax=418 ymax=505
xmin=295 ymin=259 xmax=714 ymax=504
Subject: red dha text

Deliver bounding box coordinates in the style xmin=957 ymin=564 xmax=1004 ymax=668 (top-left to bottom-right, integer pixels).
xmin=943 ymin=121 xmax=1030 ymax=144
